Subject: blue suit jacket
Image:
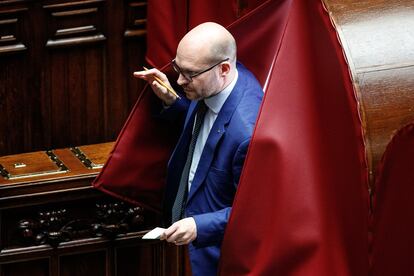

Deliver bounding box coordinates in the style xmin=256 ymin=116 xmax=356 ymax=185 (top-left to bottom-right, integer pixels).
xmin=164 ymin=63 xmax=263 ymax=275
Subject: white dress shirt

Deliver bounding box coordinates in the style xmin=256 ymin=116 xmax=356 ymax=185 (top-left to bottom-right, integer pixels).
xmin=188 ymin=70 xmax=239 ymax=191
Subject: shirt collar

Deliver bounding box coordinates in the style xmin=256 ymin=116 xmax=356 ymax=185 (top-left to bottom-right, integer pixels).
xmin=204 ymin=69 xmax=239 ymax=114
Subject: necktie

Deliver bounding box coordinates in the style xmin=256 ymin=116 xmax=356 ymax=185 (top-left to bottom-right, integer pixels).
xmin=171 ymin=101 xmax=208 ymax=223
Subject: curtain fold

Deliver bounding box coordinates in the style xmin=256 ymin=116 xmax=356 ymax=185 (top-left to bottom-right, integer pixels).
xmin=371 ymin=123 xmax=414 ymax=276
xmin=219 ymin=0 xmax=368 ymax=275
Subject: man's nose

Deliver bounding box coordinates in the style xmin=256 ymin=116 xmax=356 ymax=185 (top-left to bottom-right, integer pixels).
xmin=176 ymin=73 xmax=189 ymax=86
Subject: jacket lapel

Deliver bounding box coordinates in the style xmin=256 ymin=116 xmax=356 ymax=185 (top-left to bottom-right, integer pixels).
xmin=165 ymin=101 xmax=198 ymax=210
xmin=167 ymin=101 xmax=198 ymax=170
xmin=187 ymin=77 xmax=246 ymax=203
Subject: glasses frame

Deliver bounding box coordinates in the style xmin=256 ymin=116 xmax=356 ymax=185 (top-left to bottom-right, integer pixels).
xmin=171 ymin=58 xmax=230 ymax=82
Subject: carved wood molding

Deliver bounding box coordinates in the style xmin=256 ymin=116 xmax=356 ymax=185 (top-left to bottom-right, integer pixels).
xmin=43 ymin=0 xmax=106 ymax=48
xmin=124 ymin=1 xmax=147 ymax=38
xmin=18 ymin=200 xmax=145 ymax=248
xmin=0 ymin=0 xmax=31 ymax=6
xmin=0 ymin=8 xmax=27 ymax=55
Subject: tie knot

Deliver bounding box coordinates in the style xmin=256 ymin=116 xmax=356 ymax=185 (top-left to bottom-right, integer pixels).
xmin=197 ymin=100 xmax=208 ymax=116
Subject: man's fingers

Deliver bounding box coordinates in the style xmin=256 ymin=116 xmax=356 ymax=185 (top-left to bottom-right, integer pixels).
xmin=133 ymin=70 xmax=152 ymax=80
xmin=161 ymin=219 xmax=197 ymax=245
xmin=166 ymin=231 xmax=185 ymax=243
xmin=162 ymin=223 xmax=187 ymax=243
xmin=163 ymin=223 xmax=179 ymax=240
xmin=134 ymin=69 xmax=176 ymax=105
xmin=151 ymin=81 xmax=167 ymax=95
xmin=173 ymin=232 xmax=193 ymax=246
xmin=174 ymin=240 xmax=187 ymax=246
xmin=133 ymin=68 xmax=168 ymax=82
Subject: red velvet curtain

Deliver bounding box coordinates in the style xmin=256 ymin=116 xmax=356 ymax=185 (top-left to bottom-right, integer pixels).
xmin=92 ymin=88 xmax=179 ymax=212
xmin=219 ymin=0 xmax=368 ymax=275
xmin=146 ymin=0 xmax=265 ymax=69
xmin=371 ymin=123 xmax=414 ymax=276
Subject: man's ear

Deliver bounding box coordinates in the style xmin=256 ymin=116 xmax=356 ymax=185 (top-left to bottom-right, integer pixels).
xmin=220 ymin=62 xmax=231 ymax=77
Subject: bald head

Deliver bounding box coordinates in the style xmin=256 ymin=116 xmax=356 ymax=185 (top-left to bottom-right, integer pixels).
xmin=177 ymin=22 xmax=237 ymax=66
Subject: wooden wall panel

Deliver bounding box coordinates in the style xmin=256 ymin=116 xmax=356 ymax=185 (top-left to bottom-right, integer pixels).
xmin=116 ymin=244 xmax=159 ymax=275
xmin=0 ymin=55 xmax=28 ymax=153
xmin=60 ymin=251 xmax=106 ymax=276
xmin=0 ymin=6 xmax=32 ymax=155
xmin=0 ymin=0 xmax=147 ymax=156
xmin=45 ymin=46 xmax=106 ymax=148
xmin=43 ymin=0 xmax=106 ymax=48
xmin=84 ymin=48 xmax=104 ymax=143
xmin=1 ymin=259 xmax=49 ymax=276
xmin=0 ymin=11 xmax=27 ymax=54
xmin=104 ymin=0 xmax=127 ymax=140
xmin=123 ymin=0 xmax=147 ymax=113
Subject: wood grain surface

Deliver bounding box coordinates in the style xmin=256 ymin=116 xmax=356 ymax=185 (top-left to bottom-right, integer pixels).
xmin=323 ymin=0 xmax=414 ymax=187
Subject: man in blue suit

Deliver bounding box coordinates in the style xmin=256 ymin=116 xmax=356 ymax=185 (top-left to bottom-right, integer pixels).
xmin=134 ymin=22 xmax=263 ymax=275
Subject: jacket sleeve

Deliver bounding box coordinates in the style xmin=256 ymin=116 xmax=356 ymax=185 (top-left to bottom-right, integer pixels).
xmin=192 ymin=138 xmax=251 ymax=248
xmin=157 ymin=97 xmax=190 ymax=121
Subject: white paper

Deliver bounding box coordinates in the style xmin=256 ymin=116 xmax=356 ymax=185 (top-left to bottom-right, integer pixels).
xmin=142 ymin=227 xmax=166 ymax=239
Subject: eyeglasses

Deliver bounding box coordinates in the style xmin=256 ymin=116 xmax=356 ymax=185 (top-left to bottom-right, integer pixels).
xmin=171 ymin=58 xmax=229 ymax=82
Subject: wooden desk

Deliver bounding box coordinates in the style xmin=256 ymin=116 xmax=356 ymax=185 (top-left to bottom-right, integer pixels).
xmin=0 ymin=143 xmax=187 ymax=276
